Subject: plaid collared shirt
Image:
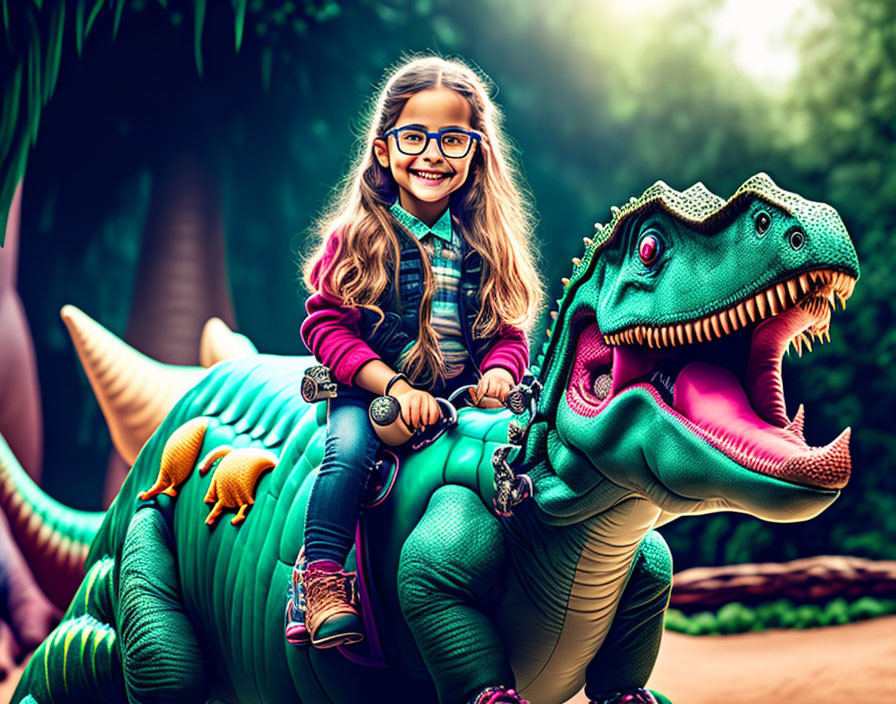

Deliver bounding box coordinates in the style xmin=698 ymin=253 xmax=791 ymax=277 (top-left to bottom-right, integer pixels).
xmin=390 ymin=201 xmax=470 ymax=379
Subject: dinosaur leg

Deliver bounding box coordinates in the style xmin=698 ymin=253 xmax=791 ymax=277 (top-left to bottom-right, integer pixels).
xmin=117 ymin=506 xmax=207 ymax=703
xmin=583 ymin=531 xmax=673 ymax=702
xmin=398 ymin=485 xmax=510 ymax=704
xmin=10 ymin=557 xmax=125 ymax=703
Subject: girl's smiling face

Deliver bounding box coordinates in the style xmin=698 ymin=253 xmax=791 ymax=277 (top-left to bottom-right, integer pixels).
xmin=373 ymin=87 xmax=478 ymax=225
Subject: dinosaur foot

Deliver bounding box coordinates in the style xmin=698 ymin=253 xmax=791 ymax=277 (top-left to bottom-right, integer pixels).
xmin=590 ymin=688 xmax=665 ymax=704
xmin=469 ymin=685 xmax=530 ymax=704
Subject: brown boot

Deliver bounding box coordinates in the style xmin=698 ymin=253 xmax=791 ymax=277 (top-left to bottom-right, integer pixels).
xmin=302 ymin=560 xmax=364 ymax=648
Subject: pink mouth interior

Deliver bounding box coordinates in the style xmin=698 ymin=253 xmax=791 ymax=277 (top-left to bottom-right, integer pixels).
xmin=565 ymin=307 xmax=850 ymax=490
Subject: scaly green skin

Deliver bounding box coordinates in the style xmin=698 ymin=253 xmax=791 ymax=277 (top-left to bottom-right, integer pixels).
xmin=11 ymin=174 xmax=858 ymax=704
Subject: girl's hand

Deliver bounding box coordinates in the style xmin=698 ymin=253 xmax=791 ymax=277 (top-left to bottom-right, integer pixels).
xmin=473 ymin=367 xmax=514 ymax=407
xmin=391 ymin=386 xmax=441 ymax=430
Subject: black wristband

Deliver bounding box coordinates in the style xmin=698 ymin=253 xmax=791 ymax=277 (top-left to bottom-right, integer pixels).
xmin=384 ymin=372 xmax=410 ymax=396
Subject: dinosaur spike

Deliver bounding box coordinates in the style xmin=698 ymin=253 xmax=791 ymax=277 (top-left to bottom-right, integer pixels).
xmin=593 ymin=223 xmax=604 ymax=232
xmin=60 ymin=305 xmax=207 ymax=465
xmin=562 ymin=277 xmax=570 ymax=287
xmin=583 ymin=236 xmax=595 ymax=246
xmin=550 ymin=311 xmax=558 ymax=320
xmin=572 ymin=257 xmax=581 ymax=267
xmin=785 ymin=404 xmax=806 ymax=438
xmin=546 ymin=328 xmax=552 ymax=338
xmin=610 ymin=206 xmax=621 ymax=216
xmin=199 ymin=318 xmax=258 ymax=368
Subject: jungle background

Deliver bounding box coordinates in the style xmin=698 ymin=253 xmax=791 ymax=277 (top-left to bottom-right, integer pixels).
xmin=1 ymin=0 xmax=893 ymax=577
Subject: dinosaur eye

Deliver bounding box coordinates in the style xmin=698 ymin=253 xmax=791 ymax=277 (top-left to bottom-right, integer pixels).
xmin=789 ymin=229 xmax=805 ymax=250
xmin=755 ymin=212 xmax=771 ymax=235
xmin=638 ymin=234 xmax=661 ymax=267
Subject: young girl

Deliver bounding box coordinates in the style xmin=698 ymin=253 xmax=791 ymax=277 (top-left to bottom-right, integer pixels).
xmin=286 ymin=55 xmax=543 ymax=650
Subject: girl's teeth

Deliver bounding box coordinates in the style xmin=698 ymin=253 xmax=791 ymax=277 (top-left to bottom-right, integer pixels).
xmin=414 ymin=171 xmax=445 ymax=181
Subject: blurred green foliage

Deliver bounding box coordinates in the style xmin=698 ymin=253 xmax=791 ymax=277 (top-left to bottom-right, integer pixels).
xmin=665 ymin=596 xmax=896 ymax=635
xmin=4 ymin=0 xmax=894 ymax=569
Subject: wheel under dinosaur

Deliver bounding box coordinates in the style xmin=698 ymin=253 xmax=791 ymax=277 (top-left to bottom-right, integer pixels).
xmin=5 ymin=173 xmax=859 ymax=704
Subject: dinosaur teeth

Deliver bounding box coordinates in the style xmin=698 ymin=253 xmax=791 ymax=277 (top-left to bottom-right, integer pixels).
xmin=710 ymin=315 xmax=723 ymax=338
xmin=635 ymin=327 xmax=645 ymax=345
xmin=684 ymin=322 xmax=694 ymax=344
xmin=702 ymin=317 xmax=713 ymax=341
xmin=755 ymin=292 xmax=767 ymax=319
xmin=720 ymin=311 xmax=733 ymax=335
xmin=735 ymin=304 xmax=748 ymax=327
xmin=745 ymin=298 xmax=757 ymax=322
xmin=798 ymin=274 xmax=810 ymax=293
xmin=676 ymin=324 xmax=685 ymax=346
xmin=786 ymin=279 xmax=799 ymax=304
xmin=661 ymin=327 xmax=670 ymax=347
xmin=776 ymin=283 xmax=788 ymax=308
xmin=767 ymin=290 xmax=779 ymax=316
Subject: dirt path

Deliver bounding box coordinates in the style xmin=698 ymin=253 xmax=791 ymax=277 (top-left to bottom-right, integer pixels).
xmin=4 ymin=618 xmax=896 ymax=703
xmin=569 ymin=616 xmax=896 ymax=703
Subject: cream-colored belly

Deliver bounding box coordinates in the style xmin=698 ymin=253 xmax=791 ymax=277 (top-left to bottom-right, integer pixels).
xmin=504 ymin=499 xmax=660 ymax=703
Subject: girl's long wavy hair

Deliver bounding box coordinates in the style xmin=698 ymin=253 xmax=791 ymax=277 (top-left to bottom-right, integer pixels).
xmin=302 ymin=55 xmax=544 ymax=386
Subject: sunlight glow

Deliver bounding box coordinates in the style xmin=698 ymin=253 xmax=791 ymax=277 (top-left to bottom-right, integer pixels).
xmin=709 ymin=0 xmax=823 ymax=86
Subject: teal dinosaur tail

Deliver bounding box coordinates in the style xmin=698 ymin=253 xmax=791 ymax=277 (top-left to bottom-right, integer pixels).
xmin=0 ymin=432 xmax=104 ymax=609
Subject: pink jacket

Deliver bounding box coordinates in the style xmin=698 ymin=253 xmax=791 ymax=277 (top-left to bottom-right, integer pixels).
xmin=300 ymin=230 xmax=529 ymax=387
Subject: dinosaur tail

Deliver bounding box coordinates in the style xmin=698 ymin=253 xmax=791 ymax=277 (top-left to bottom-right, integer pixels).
xmin=0 ymin=432 xmax=105 ymax=609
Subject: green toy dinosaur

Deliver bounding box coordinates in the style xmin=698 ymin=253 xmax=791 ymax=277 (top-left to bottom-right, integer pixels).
xmin=6 ymin=173 xmax=858 ymax=704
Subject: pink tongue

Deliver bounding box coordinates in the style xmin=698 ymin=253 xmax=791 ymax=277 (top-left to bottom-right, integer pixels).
xmin=673 ymin=362 xmax=803 ymax=462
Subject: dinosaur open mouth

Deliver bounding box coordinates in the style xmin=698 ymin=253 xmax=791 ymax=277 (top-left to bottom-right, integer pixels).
xmin=566 ymin=269 xmax=856 ymax=490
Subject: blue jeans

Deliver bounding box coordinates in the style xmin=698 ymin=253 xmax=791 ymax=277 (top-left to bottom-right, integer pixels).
xmin=302 ymin=365 xmax=479 ymax=566
xmin=303 ymin=385 xmax=380 ymax=565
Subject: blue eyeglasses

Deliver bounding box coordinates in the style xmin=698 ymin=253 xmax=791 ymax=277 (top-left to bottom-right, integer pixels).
xmin=382 ymin=126 xmax=481 ymax=158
